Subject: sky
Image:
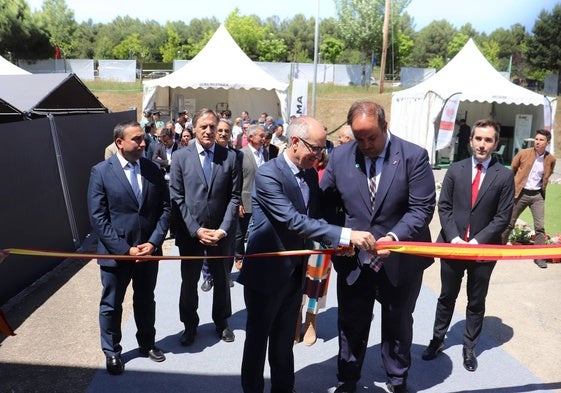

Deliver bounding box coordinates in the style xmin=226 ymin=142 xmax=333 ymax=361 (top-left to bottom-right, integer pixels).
xmin=25 ymin=0 xmax=558 ymax=34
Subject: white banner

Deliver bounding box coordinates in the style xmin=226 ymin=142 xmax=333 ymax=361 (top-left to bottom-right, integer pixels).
xmin=543 ymin=96 xmax=552 ymax=131
xmin=436 ymin=95 xmax=461 ymax=151
xmin=290 ymin=78 xmax=308 ymax=117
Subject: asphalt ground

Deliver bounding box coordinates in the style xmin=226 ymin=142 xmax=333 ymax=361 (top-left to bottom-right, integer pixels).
xmin=1 ymin=168 xmax=560 ymax=393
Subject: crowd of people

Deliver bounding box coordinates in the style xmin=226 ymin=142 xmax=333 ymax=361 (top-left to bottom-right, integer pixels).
xmin=89 ymin=101 xmax=555 ymax=393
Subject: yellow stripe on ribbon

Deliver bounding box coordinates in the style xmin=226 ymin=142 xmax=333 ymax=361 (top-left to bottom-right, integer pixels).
xmin=3 ymin=242 xmax=561 ymax=262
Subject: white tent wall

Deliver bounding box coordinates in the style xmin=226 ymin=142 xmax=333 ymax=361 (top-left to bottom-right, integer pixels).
xmin=19 ymin=59 xmax=94 ymax=80
xmin=98 ymin=60 xmax=136 ymax=82
xmin=391 ymin=39 xmax=557 ymax=165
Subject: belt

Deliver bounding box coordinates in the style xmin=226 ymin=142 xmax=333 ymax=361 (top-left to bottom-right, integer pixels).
xmin=522 ymin=188 xmax=541 ymax=195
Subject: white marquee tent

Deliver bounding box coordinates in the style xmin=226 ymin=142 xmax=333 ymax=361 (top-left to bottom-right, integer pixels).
xmin=390 ymin=39 xmax=557 ymax=164
xmin=143 ymin=25 xmax=289 ymax=122
xmin=0 ymin=55 xmax=30 ymax=75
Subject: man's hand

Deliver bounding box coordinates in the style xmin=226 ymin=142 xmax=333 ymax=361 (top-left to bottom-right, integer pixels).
xmin=238 ymin=205 xmax=245 ymax=218
xmin=350 ymin=230 xmax=376 ymax=252
xmin=129 ymin=243 xmax=156 ymax=263
xmin=196 ymin=227 xmax=222 ymax=246
xmin=374 ymin=235 xmax=393 ymax=258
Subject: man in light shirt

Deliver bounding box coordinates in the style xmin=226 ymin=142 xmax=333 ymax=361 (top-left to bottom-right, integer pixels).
xmin=501 ymin=129 xmax=557 ymax=267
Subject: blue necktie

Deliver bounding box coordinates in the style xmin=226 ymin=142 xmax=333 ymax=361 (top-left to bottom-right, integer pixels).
xmin=203 ymin=150 xmax=212 ymax=185
xmin=127 ymin=161 xmax=142 ymax=204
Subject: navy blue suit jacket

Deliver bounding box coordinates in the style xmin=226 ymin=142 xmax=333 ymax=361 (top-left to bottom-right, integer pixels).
xmin=237 ymin=155 xmax=342 ymax=294
xmin=87 ymin=154 xmax=171 ymax=266
xmin=320 ymin=134 xmax=436 ymax=286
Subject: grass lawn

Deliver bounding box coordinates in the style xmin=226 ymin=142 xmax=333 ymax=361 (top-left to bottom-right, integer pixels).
xmin=519 ymin=183 xmax=561 ymax=236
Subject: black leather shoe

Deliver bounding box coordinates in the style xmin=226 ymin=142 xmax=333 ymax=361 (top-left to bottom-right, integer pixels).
xmin=106 ymin=355 xmax=124 ymax=375
xmin=139 ymin=347 xmax=166 ymax=362
xmin=334 ymin=382 xmax=356 ymax=393
xmin=422 ymin=338 xmax=444 ymax=360
xmin=180 ymin=329 xmax=196 ymax=346
xmin=462 ymin=346 xmax=478 ymax=372
xmin=386 ymin=382 xmax=408 ymax=393
xmin=217 ymin=326 xmax=235 ymax=342
xmin=201 ymin=278 xmax=213 ymax=292
xmin=534 ymin=259 xmax=548 ymax=268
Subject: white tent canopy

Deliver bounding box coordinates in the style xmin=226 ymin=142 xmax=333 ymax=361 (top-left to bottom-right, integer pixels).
xmin=0 ymin=55 xmax=30 ymax=75
xmin=143 ymin=24 xmax=289 ymax=122
xmin=390 ymin=39 xmax=556 ymax=164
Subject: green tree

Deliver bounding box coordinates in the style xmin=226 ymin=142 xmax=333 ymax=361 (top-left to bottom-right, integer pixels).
xmin=411 ymin=20 xmax=457 ymax=67
xmin=480 ymin=40 xmax=501 ymax=69
xmin=160 ymin=23 xmax=191 ymax=62
xmin=37 ymin=0 xmax=78 ymax=58
xmin=0 ymin=0 xmax=51 ymax=59
xmin=428 ymin=56 xmax=444 ymax=70
xmin=447 ymin=33 xmax=469 ymax=59
xmin=225 ymin=9 xmax=268 ymax=60
xmin=278 ymin=14 xmax=316 ymax=62
xmin=320 ymin=37 xmax=345 ymax=63
xmin=527 ymin=4 xmax=561 ymax=75
xmin=113 ymin=33 xmax=144 ymax=60
xmin=257 ymin=36 xmax=288 ymax=62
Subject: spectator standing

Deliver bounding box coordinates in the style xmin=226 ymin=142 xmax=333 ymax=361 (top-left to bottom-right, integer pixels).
xmin=501 ymin=129 xmax=556 ymax=268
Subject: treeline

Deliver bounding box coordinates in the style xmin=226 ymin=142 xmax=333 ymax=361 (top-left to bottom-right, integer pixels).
xmin=2 ymin=0 xmax=560 ymax=82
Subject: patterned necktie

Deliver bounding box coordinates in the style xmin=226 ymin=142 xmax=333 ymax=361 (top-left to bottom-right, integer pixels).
xmin=368 ymin=158 xmax=377 ymax=209
xmin=203 ymin=149 xmax=212 ymax=185
xmin=126 ymin=161 xmax=142 ymax=204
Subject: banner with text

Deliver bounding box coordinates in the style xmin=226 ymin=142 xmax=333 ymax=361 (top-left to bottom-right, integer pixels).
xmin=290 ymin=78 xmax=308 ymax=117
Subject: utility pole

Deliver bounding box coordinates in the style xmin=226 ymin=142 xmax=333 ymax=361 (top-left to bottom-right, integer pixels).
xmin=379 ymin=0 xmax=390 ymax=93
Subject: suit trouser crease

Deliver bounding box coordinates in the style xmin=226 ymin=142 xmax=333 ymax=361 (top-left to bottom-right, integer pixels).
xmin=179 ymin=248 xmax=232 ymax=330
xmin=99 ymin=262 xmax=158 ymax=356
xmin=433 ymin=259 xmax=496 ymax=349
xmin=242 ymin=273 xmax=302 ymax=393
xmin=336 ymin=266 xmax=421 ymax=386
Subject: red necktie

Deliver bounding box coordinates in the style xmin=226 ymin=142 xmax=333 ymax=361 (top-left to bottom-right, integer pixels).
xmin=465 ymin=163 xmax=482 ymax=241
xmin=471 ymin=163 xmax=483 ymax=206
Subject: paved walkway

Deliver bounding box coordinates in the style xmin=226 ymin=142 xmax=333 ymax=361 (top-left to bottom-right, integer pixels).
xmin=1 ymin=169 xmax=561 ymax=392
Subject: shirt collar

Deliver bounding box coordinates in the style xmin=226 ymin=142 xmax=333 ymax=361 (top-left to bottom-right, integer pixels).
xmin=471 ymin=156 xmax=492 ymax=170
xmin=283 ymin=151 xmax=301 ymax=176
xmin=195 ymin=141 xmax=215 ymax=154
xmin=116 ymin=152 xmax=136 ymax=169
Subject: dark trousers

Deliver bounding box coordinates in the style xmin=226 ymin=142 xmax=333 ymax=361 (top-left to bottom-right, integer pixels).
xmin=337 ymin=266 xmax=422 ymax=387
xmin=99 ymin=261 xmax=158 ymax=356
xmin=241 ymin=272 xmax=302 ymax=393
xmin=178 ymin=248 xmax=232 ymax=330
xmin=235 ymin=213 xmax=252 ymax=256
xmin=432 ymin=259 xmax=496 ymax=349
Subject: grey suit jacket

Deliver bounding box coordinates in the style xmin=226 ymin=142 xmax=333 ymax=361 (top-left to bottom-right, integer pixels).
xmin=438 ymin=157 xmax=514 ymax=246
xmin=240 ymin=145 xmax=259 ymax=213
xmin=169 ymin=142 xmax=241 ymax=255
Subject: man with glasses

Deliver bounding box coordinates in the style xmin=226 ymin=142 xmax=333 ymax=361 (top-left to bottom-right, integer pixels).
xmin=170 ymin=108 xmax=241 ymax=346
xmin=238 ymin=116 xmax=376 ymax=393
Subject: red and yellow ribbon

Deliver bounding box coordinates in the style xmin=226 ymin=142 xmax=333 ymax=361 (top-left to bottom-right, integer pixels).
xmin=3 ymin=241 xmax=561 ymax=262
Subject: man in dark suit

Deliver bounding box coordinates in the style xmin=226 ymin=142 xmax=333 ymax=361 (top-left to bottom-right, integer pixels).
xmin=238 ymin=116 xmax=376 ymax=393
xmin=170 ymin=108 xmax=241 ymax=346
xmin=320 ymin=101 xmax=436 ymax=393
xmin=87 ymin=120 xmax=171 ymax=375
xmin=151 ymin=127 xmax=179 ymax=176
xmin=422 ymin=119 xmax=514 ymax=372
xmin=263 ymin=131 xmax=279 ymax=161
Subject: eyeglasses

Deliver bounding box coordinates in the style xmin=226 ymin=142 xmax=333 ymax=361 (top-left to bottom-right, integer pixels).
xmin=298 ymin=137 xmax=326 ymax=155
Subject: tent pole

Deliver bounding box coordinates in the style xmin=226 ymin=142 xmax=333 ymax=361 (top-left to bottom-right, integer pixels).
xmin=48 ymin=115 xmax=80 ymax=249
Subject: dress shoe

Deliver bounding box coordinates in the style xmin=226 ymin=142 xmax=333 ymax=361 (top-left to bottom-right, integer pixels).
xmin=201 ymin=278 xmax=213 ymax=292
xmin=139 ymin=347 xmax=166 ymax=362
xmin=179 ymin=329 xmax=196 ymax=346
xmin=334 ymin=382 xmax=356 ymax=393
xmin=462 ymin=346 xmax=478 ymax=372
xmin=106 ymin=355 xmax=124 ymax=375
xmin=534 ymin=259 xmax=548 ymax=268
xmin=386 ymin=382 xmax=408 ymax=393
xmin=217 ymin=326 xmax=235 ymax=342
xmin=422 ymin=338 xmax=444 ymax=360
